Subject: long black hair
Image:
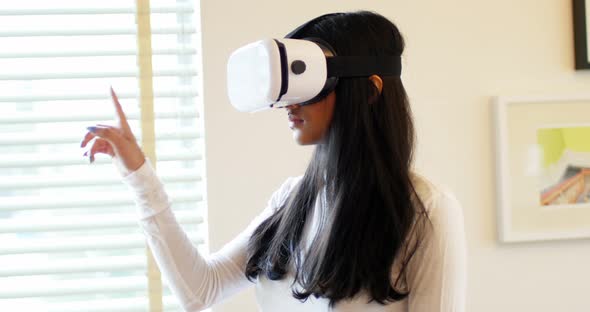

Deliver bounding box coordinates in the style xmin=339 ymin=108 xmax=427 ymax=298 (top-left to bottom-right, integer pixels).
xmin=245 ymin=11 xmax=428 ymax=307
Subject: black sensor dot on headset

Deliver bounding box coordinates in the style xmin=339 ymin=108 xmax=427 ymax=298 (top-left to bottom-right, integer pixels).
xmin=291 ymin=60 xmax=306 ymax=75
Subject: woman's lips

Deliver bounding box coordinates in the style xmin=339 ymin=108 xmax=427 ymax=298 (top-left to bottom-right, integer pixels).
xmin=288 ymin=114 xmax=304 ymax=129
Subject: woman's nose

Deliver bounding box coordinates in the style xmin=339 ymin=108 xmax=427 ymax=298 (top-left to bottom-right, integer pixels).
xmin=284 ymin=103 xmax=301 ymax=111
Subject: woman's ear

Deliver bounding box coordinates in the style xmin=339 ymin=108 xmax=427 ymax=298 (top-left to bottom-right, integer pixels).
xmin=369 ymin=75 xmax=383 ymax=94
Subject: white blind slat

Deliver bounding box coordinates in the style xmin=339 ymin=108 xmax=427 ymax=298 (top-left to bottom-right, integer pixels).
xmin=0 ymin=192 xmax=203 ymax=212
xmin=0 ymin=255 xmax=146 ymax=277
xmin=0 ymin=68 xmax=197 ymax=80
xmin=1 ymin=276 xmax=148 ymax=298
xmin=0 ymin=89 xmax=198 ymax=102
xmin=0 ymin=131 xmax=200 ymax=146
xmin=0 ymin=48 xmax=197 ymax=58
xmin=0 ymin=110 xmax=198 ymax=124
xmin=0 ymin=26 xmax=196 ymax=37
xmin=0 ymin=152 xmax=202 ymax=168
xmin=0 ymin=172 xmax=201 ymax=189
xmin=0 ymin=234 xmax=204 ymax=255
xmin=0 ymin=6 xmax=194 ymax=16
xmin=6 ymin=295 xmax=182 ymax=312
xmin=0 ymin=213 xmax=203 ymax=233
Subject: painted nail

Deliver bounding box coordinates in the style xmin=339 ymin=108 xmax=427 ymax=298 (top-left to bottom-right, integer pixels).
xmin=87 ymin=126 xmax=97 ymax=133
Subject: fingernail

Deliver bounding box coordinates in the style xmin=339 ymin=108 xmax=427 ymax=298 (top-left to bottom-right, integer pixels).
xmin=87 ymin=126 xmax=97 ymax=133
xmin=89 ymin=155 xmax=94 ymax=164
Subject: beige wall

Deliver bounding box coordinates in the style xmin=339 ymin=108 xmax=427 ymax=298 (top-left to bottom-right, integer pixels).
xmin=199 ymin=0 xmax=590 ymax=311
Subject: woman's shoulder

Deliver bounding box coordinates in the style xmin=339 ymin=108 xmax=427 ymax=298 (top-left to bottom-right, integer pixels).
xmin=268 ymin=175 xmax=304 ymax=210
xmin=409 ymin=171 xmax=462 ymax=219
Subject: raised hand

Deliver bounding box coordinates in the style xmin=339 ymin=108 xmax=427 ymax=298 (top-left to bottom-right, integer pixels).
xmin=80 ymin=87 xmax=146 ymax=176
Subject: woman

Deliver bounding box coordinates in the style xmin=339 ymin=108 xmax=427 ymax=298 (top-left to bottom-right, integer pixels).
xmin=81 ymin=11 xmax=466 ymax=312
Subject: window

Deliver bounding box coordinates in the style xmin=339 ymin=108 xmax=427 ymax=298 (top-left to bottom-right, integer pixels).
xmin=0 ymin=1 xmax=207 ymax=311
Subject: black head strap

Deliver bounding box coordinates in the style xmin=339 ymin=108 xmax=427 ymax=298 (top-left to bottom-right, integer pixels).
xmin=327 ymin=55 xmax=401 ymax=78
xmin=286 ymin=14 xmax=401 ymax=78
xmin=279 ymin=13 xmax=401 ymax=106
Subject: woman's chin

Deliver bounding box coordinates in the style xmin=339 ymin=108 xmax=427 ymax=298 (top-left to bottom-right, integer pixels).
xmin=292 ymin=133 xmax=319 ymax=146
xmin=293 ymin=135 xmax=305 ymax=145
xmin=292 ymin=132 xmax=309 ymax=145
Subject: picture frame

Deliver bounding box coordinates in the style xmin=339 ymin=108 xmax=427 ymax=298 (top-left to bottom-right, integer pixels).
xmin=573 ymin=0 xmax=590 ymax=69
xmin=494 ymin=95 xmax=590 ymax=242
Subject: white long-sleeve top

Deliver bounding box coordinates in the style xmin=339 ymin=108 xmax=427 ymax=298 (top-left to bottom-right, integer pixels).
xmin=123 ymin=161 xmax=467 ymax=312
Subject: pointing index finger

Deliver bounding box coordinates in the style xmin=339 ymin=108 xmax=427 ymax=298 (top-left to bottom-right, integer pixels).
xmin=110 ymin=86 xmax=132 ymax=133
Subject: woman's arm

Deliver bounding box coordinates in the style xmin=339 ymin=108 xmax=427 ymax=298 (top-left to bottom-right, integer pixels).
xmin=80 ymin=89 xmax=300 ymax=311
xmin=124 ymin=160 xmax=298 ymax=311
xmin=406 ymin=190 xmax=467 ymax=312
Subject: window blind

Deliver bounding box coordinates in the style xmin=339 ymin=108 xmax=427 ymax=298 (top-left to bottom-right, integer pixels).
xmin=0 ymin=1 xmax=207 ymax=311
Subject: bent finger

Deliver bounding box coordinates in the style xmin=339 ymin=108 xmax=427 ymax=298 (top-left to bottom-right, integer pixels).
xmin=88 ymin=138 xmax=116 ymax=163
xmin=88 ymin=140 xmax=101 ymax=163
xmin=80 ymin=131 xmax=97 ymax=148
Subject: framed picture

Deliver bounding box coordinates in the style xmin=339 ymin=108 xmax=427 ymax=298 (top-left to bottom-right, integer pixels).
xmin=574 ymin=0 xmax=590 ymax=69
xmin=494 ymin=95 xmax=590 ymax=242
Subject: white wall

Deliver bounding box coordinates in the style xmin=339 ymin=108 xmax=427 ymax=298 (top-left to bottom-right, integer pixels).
xmin=199 ymin=1 xmax=590 ymax=311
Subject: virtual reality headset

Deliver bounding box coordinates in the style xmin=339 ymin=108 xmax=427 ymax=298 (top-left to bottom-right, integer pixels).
xmin=226 ymin=37 xmax=402 ymax=113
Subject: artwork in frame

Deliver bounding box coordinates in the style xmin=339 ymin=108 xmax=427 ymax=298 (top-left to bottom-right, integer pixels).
xmin=494 ymin=95 xmax=590 ymax=242
xmin=573 ymin=0 xmax=590 ymax=69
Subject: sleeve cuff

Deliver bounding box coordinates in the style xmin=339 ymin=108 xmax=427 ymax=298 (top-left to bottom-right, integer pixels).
xmin=121 ymin=159 xmax=171 ymax=220
xmin=122 ymin=159 xmax=157 ymax=190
